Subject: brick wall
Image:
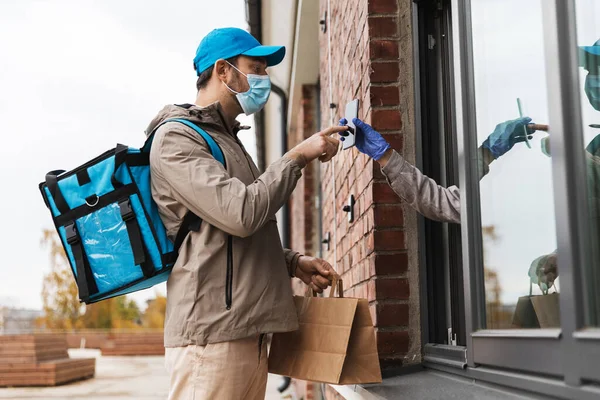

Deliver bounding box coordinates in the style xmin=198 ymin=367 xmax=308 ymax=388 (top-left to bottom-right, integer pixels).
xmin=289 ymin=85 xmax=319 ymax=258
xmin=288 ymin=84 xmax=320 ymax=297
xmin=316 ymin=0 xmax=421 ymax=380
xmin=286 ymin=0 xmax=420 ymax=395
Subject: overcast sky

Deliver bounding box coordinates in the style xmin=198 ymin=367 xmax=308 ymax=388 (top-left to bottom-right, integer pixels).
xmin=0 ymin=0 xmax=256 ymax=310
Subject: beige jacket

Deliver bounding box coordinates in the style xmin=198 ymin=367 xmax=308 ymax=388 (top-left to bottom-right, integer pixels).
xmin=380 ymin=148 xmax=494 ymax=224
xmin=147 ymin=103 xmax=302 ymax=347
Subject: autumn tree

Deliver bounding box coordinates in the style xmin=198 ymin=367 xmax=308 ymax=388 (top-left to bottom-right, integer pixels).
xmin=39 ymin=229 xmax=85 ymax=329
xmin=82 ymin=296 xmax=141 ymax=329
xmin=482 ymin=225 xmax=512 ymax=328
xmin=142 ymin=294 xmax=166 ymax=329
xmin=40 ymin=230 xmax=142 ymax=330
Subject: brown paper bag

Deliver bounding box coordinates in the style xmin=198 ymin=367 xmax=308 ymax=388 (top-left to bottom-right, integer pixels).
xmin=512 ymin=293 xmax=560 ymax=328
xmin=268 ymin=277 xmax=382 ymax=385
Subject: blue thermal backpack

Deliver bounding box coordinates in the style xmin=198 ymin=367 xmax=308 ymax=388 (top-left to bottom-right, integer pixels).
xmin=39 ymin=118 xmax=225 ymax=304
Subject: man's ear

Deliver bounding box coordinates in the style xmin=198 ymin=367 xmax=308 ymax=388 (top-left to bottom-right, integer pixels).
xmin=215 ymin=59 xmax=229 ymax=81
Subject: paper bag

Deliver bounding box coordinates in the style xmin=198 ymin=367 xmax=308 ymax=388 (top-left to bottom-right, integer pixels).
xmin=268 ymin=277 xmax=382 ymax=385
xmin=512 ymin=293 xmax=560 ymax=328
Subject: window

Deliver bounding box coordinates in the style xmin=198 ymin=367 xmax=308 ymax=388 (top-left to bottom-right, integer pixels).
xmin=470 ymin=0 xmax=560 ymax=330
xmin=429 ymin=0 xmax=600 ymax=392
xmin=575 ymin=0 xmax=600 ymax=328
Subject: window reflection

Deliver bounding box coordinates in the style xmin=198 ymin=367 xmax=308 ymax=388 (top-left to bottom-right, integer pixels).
xmin=471 ymin=0 xmax=560 ymax=329
xmin=575 ymin=0 xmax=600 ymax=327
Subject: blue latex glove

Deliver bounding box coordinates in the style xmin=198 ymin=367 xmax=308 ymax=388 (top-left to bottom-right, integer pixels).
xmin=338 ymin=118 xmax=391 ymax=160
xmin=481 ymin=117 xmax=534 ymax=159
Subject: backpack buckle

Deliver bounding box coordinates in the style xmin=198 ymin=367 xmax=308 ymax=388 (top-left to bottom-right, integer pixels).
xmin=65 ymin=223 xmax=79 ymax=245
xmin=118 ymin=199 xmax=135 ymax=222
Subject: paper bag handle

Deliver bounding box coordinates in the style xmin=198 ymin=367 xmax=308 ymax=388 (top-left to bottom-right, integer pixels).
xmin=307 ymin=274 xmax=344 ymax=298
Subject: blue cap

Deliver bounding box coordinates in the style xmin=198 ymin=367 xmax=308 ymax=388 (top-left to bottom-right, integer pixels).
xmin=193 ymin=27 xmax=286 ymax=75
xmin=581 ymin=39 xmax=600 ymax=57
xmin=580 ymin=39 xmax=600 ymax=71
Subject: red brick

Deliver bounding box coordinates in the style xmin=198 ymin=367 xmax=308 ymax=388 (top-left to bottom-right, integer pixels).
xmin=372 ymin=182 xmax=400 ymax=205
xmin=368 ymin=278 xmax=410 ymax=301
xmin=351 ymin=264 xmax=361 ymax=286
xmin=370 ymin=86 xmax=400 ymax=107
xmin=354 ymin=282 xmax=368 ymax=299
xmin=368 ymin=0 xmax=398 ymax=14
xmin=370 ymin=252 xmax=409 ymax=275
xmin=373 ymin=229 xmax=405 ymax=251
xmin=370 ymin=302 xmax=409 ymax=327
xmin=364 ymin=210 xmax=374 ymax=235
xmin=369 ymin=39 xmax=399 ymax=60
xmin=381 ymin=133 xmax=404 ymax=150
xmin=377 ymin=330 xmax=409 ymax=356
xmin=374 ymin=204 xmax=404 ymax=227
xmin=368 ymin=16 xmax=398 ymax=38
xmin=373 ymin=164 xmax=387 ymax=180
xmin=356 ymin=167 xmax=374 ymax=195
xmin=371 ymin=109 xmax=402 ymax=131
xmin=370 ymin=62 xmax=399 ymax=83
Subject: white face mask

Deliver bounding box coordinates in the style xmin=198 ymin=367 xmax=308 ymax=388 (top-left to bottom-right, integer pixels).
xmin=222 ymin=61 xmax=271 ymax=116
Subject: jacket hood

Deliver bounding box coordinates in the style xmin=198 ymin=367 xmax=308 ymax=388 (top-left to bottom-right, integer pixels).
xmin=144 ymin=102 xmax=246 ymax=138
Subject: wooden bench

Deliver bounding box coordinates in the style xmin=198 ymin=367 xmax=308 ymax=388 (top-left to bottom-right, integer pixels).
xmin=0 ymin=334 xmax=95 ymax=387
xmin=101 ymin=332 xmax=164 ymax=356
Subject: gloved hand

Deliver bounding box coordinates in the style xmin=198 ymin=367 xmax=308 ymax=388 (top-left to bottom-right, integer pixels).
xmin=338 ymin=118 xmax=391 ymax=160
xmin=481 ymin=117 xmax=534 ymax=159
xmin=528 ymin=252 xmax=558 ymax=295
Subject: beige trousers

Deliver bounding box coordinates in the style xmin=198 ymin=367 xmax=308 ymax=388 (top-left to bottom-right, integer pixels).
xmin=165 ymin=334 xmax=268 ymax=400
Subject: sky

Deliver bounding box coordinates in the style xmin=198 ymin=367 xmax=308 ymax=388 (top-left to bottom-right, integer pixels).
xmin=472 ymin=0 xmax=600 ymax=304
xmin=0 ymin=0 xmax=256 ymax=310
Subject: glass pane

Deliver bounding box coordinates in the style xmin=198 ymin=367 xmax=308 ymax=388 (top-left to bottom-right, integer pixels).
xmin=574 ymin=0 xmax=600 ymax=326
xmin=471 ymin=0 xmax=560 ymax=329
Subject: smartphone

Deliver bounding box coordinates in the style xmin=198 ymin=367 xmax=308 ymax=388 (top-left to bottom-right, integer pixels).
xmin=342 ymin=99 xmax=359 ymax=150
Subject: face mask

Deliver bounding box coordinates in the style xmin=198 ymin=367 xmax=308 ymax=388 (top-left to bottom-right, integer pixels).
xmin=222 ymin=61 xmax=271 ymax=115
xmin=585 ymin=73 xmax=600 ymax=111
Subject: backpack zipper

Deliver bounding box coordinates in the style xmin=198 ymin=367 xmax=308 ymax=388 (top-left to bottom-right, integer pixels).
xmin=225 ymin=235 xmax=233 ymax=310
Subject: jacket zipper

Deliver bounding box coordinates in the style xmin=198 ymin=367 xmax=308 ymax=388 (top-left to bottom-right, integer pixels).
xmin=225 ymin=235 xmax=233 ymax=310
xmin=223 ymin=137 xmax=252 ymax=311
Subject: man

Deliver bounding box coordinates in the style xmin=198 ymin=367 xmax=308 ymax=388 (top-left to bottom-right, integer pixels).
xmin=148 ymin=27 xmax=347 ymax=400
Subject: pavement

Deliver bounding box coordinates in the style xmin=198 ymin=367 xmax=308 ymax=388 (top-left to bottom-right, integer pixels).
xmin=0 ymin=349 xmax=292 ymax=400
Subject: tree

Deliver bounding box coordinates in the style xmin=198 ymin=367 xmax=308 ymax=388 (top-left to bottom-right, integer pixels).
xmin=40 ymin=230 xmax=142 ymax=330
xmin=82 ymin=297 xmax=141 ymax=329
xmin=142 ymin=294 xmax=166 ymax=329
xmin=481 ymin=225 xmax=512 ymax=328
xmin=39 ymin=230 xmax=85 ymax=330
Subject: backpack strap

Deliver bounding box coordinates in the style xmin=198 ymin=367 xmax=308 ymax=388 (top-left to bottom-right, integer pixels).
xmin=145 ymin=118 xmax=226 ymax=255
xmin=166 ymin=118 xmax=225 ymax=166
xmin=141 ymin=118 xmax=226 ymax=167
xmin=65 ymin=222 xmax=99 ymax=300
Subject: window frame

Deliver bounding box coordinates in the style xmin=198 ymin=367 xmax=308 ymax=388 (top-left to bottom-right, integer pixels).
xmin=544 ymin=0 xmax=600 ymax=385
xmin=440 ymin=0 xmax=600 ymax=388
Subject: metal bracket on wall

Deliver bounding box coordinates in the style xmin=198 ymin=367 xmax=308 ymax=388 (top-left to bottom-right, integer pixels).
xmin=342 ymin=195 xmax=355 ymax=223
xmin=322 ymin=232 xmax=331 ymax=251
xmin=319 ymin=11 xmax=327 ymax=33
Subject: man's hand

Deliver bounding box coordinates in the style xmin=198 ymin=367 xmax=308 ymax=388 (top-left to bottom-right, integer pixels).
xmin=295 ymin=256 xmax=334 ymax=293
xmin=287 ymin=126 xmax=347 ymax=168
